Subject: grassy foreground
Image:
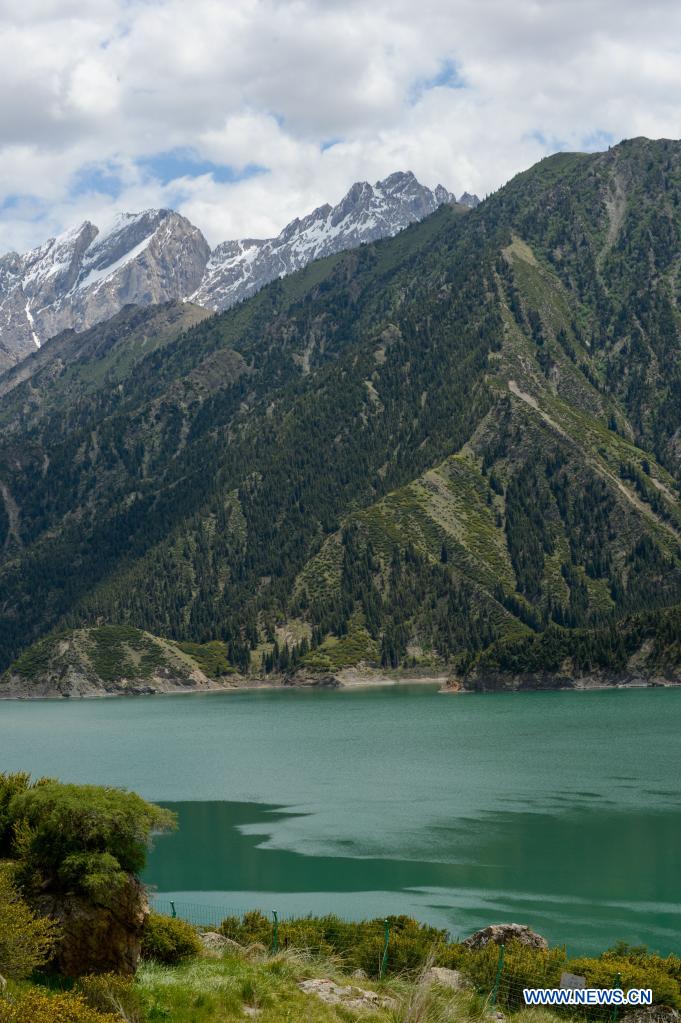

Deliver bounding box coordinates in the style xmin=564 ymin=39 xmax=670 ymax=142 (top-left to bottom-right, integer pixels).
xmin=122 ymin=946 xmax=561 ymax=1023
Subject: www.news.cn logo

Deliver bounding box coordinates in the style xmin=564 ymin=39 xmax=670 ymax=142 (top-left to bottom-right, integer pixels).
xmin=523 ymin=988 xmax=653 ymax=1007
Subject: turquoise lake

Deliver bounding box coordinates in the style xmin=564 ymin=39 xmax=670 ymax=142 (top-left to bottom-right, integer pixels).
xmin=1 ymin=684 xmax=679 ymax=955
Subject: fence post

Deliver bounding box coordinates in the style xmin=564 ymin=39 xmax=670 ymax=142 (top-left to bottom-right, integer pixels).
xmin=271 ymin=910 xmax=279 ymax=954
xmin=490 ymin=943 xmax=505 ymax=1006
xmin=170 ymin=901 xmax=176 ymax=919
xmin=379 ymin=920 xmax=390 ymax=980
xmin=611 ymin=970 xmax=622 ymax=1023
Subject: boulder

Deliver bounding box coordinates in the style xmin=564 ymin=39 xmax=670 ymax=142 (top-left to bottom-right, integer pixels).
xmin=462 ymin=924 xmax=548 ymax=950
xmin=299 ymin=978 xmax=396 ymax=1011
xmin=424 ymin=966 xmax=471 ymax=990
xmin=34 ymin=875 xmax=148 ymax=976
xmin=200 ymin=931 xmax=243 ymax=953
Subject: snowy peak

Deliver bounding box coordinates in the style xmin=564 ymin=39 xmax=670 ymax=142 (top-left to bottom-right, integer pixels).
xmin=191 ymin=170 xmax=465 ymax=312
xmin=0 ymin=210 xmax=210 ymax=367
xmin=0 ymin=171 xmax=477 ymax=370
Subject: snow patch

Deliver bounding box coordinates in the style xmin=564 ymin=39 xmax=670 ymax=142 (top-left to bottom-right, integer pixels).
xmin=24 ymin=300 xmax=40 ymax=348
xmin=76 ymin=232 xmax=155 ymax=292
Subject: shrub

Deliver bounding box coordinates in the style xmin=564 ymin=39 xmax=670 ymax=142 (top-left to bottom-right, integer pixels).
xmin=440 ymin=939 xmax=567 ymax=1007
xmin=0 ymin=866 xmax=59 ymax=980
xmin=219 ymin=912 xmax=448 ymax=976
xmin=141 ymin=912 xmax=202 ymax=965
xmin=0 ymin=773 xmax=51 ymax=857
xmin=220 ymin=910 xmax=272 ymax=948
xmin=604 ymin=945 xmax=681 ymax=986
xmin=7 ymin=780 xmax=175 ymax=897
xmin=569 ymin=955 xmax=681 ymax=1008
xmin=76 ymin=973 xmax=143 ymax=1022
xmin=0 ymin=989 xmax=113 ymax=1023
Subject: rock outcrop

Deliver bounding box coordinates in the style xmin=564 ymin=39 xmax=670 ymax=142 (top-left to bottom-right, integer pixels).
xmin=298 ymin=978 xmax=396 ymax=1011
xmin=424 ymin=966 xmax=472 ymax=989
xmin=462 ymin=924 xmax=548 ymax=950
xmin=200 ymin=931 xmax=244 ymax=955
xmin=622 ymin=1008 xmax=680 ymax=1023
xmin=191 ymin=172 xmax=465 ymax=312
xmin=34 ymin=876 xmax=148 ymax=976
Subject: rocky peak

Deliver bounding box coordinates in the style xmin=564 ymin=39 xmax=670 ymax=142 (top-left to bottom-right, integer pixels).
xmin=458 ymin=191 xmax=481 ymax=208
xmin=0 ymin=210 xmax=210 ymax=370
xmin=191 ymin=171 xmax=468 ymax=312
xmin=0 ymin=172 xmax=478 ymax=369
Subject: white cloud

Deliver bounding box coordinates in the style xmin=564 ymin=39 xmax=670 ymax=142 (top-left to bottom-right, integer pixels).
xmin=1 ymin=0 xmax=681 ymax=253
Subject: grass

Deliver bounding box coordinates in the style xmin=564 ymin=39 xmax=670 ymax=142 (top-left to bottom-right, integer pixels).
xmin=175 ymin=641 xmax=234 ymax=677
xmin=303 ymin=616 xmax=378 ymax=671
xmin=134 ymin=947 xmax=523 ymax=1023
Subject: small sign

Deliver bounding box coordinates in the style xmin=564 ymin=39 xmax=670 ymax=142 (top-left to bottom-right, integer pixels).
xmin=560 ymin=972 xmax=586 ymax=990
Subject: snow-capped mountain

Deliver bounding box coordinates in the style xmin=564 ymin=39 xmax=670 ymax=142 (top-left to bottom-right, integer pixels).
xmin=191 ymin=171 xmax=462 ymax=310
xmin=0 ymin=173 xmax=479 ymax=370
xmin=0 ymin=210 xmax=209 ymax=369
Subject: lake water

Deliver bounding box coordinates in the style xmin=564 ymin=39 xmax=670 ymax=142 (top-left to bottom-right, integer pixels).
xmin=1 ymin=685 xmax=679 ymax=955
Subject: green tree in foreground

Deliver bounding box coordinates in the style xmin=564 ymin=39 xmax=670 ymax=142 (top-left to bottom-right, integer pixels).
xmin=0 ymin=865 xmax=59 ymax=981
xmin=0 ymin=773 xmax=175 ymax=977
xmin=8 ymin=780 xmax=174 ymax=899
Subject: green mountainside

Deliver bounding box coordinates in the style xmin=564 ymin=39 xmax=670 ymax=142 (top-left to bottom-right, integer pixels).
xmin=1 ymin=137 xmax=681 ymax=686
xmin=0 ymin=624 xmax=238 ymax=697
xmin=458 ymin=603 xmax=681 ymax=690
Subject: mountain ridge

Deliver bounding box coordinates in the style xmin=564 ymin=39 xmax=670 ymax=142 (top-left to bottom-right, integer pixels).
xmin=0 ymin=172 xmax=476 ymax=369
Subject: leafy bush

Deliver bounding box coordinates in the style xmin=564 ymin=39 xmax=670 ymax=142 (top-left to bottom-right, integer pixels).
xmin=219 ymin=912 xmax=448 ymax=976
xmin=604 ymin=944 xmax=681 ymax=986
xmin=7 ymin=779 xmax=175 ymax=898
xmin=569 ymin=955 xmax=681 ymax=1008
xmin=141 ymin=912 xmax=202 ymax=965
xmin=0 ymin=866 xmax=59 ymax=980
xmin=220 ymin=910 xmax=272 ymax=948
xmin=441 ymin=939 xmax=567 ymax=1008
xmin=0 ymin=989 xmax=113 ymax=1023
xmin=0 ymin=773 xmax=52 ymax=857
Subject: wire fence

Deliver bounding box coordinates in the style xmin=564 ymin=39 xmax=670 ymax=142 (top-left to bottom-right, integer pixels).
xmin=150 ymin=900 xmax=393 ymax=977
xmin=487 ymin=943 xmax=624 ymax=1022
xmin=150 ymin=900 xmax=644 ymax=1016
xmin=151 ymin=898 xmax=246 ymax=928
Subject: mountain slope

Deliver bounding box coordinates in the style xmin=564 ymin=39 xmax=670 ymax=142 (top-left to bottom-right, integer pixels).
xmin=0 ymin=138 xmax=679 ymax=681
xmin=0 ymin=172 xmax=472 ymax=369
xmin=0 ymin=625 xmax=238 ymax=698
xmin=456 ymin=604 xmax=681 ymax=689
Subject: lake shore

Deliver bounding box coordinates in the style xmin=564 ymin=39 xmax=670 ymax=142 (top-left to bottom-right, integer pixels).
xmin=1 ymin=663 xmax=679 ymax=698
xmin=0 ymin=668 xmax=447 ymax=700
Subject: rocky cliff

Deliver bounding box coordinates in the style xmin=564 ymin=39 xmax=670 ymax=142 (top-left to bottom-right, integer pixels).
xmin=0 ymin=210 xmax=209 ymax=370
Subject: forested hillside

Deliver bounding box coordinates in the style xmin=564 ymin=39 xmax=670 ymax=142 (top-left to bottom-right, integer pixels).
xmin=1 ymin=137 xmax=681 ymax=681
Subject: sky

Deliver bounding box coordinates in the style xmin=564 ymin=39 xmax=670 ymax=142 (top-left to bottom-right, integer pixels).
xmin=1 ymin=0 xmax=681 ymax=254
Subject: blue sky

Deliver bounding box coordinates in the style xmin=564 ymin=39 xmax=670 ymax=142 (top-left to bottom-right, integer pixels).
xmin=1 ymin=0 xmax=680 ymax=252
